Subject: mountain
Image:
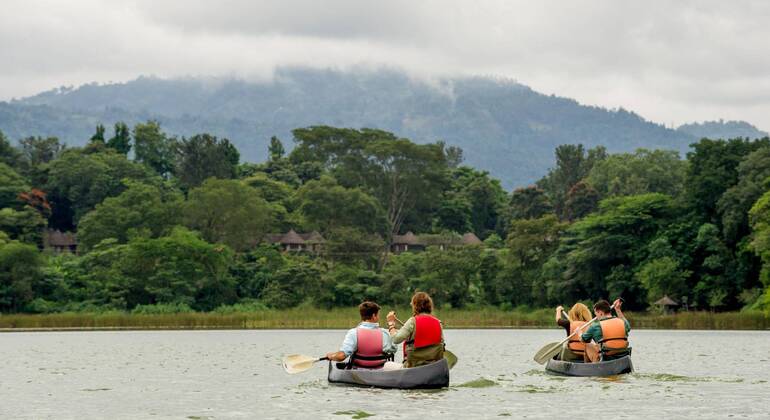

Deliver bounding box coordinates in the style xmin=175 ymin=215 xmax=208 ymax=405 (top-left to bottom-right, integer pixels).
xmin=1 ymin=67 xmax=761 ymax=188
xmin=677 ymin=120 xmax=768 ymax=140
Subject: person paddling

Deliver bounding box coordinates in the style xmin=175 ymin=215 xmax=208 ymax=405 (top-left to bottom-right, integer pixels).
xmin=555 ymin=303 xmax=592 ymax=361
xmin=325 ymin=301 xmax=397 ymax=369
xmin=386 ymin=292 xmax=445 ymax=368
xmin=580 ymin=299 xmax=630 ymax=362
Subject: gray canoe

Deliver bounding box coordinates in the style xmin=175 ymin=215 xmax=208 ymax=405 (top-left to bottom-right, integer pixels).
xmin=327 ymin=358 xmax=449 ymax=389
xmin=545 ymin=356 xmax=634 ymax=377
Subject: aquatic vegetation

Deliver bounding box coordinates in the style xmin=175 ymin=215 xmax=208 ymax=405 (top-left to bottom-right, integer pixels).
xmin=514 ymin=384 xmax=560 ymax=393
xmin=455 ymin=378 xmax=498 ymax=388
xmin=333 ymin=410 xmax=375 ymax=419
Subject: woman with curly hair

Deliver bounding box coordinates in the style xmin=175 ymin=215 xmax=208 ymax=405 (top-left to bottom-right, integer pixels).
xmin=386 ymin=292 xmax=445 ymax=368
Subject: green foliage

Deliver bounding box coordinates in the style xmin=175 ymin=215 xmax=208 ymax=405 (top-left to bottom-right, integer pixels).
xmin=175 ymin=133 xmax=240 ymax=189
xmin=415 ymin=246 xmax=483 ymax=308
xmin=261 ymin=259 xmax=323 ymax=308
xmin=0 ymin=163 xmax=29 ymax=209
xmin=107 ymin=122 xmax=131 ymax=154
xmin=183 ymin=178 xmax=275 ymax=252
xmin=685 ymin=138 xmax=770 ymax=223
xmin=133 ymin=120 xmax=176 ymax=177
xmin=507 ymin=186 xmax=553 ymax=221
xmin=586 ymin=149 xmax=686 ymax=198
xmin=77 ymin=181 xmax=182 ymax=251
xmin=0 ymin=130 xmax=22 ymax=168
xmin=717 ymin=147 xmax=770 ymax=244
xmin=0 ymin=240 xmax=44 ymax=312
xmin=636 ymin=257 xmax=690 ymax=305
xmin=46 ymin=148 xmax=156 ymax=227
xmin=437 ymin=167 xmax=506 ymax=237
xmin=0 ymin=207 xmax=46 ymax=244
xmin=268 ymin=136 xmax=285 ymax=161
xmin=537 ymin=144 xmax=606 ymax=219
xmin=564 ymin=181 xmax=599 ymax=221
xmin=296 ymin=176 xmax=387 ymax=235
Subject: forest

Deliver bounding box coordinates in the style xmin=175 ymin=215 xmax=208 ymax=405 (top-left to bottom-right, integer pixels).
xmin=1 ymin=121 xmax=769 ymax=315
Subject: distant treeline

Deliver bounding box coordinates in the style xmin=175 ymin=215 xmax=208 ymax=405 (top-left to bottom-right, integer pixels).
xmin=0 ymin=122 xmax=769 ymax=314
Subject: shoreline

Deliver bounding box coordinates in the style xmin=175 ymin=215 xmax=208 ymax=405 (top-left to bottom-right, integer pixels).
xmin=1 ymin=309 xmax=768 ymax=332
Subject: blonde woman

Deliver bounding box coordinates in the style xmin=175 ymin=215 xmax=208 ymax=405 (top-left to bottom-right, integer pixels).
xmin=555 ymin=303 xmax=592 ymax=361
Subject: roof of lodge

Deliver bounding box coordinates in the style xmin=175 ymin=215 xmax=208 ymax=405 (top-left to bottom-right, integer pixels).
xmin=654 ymin=295 xmax=679 ymax=306
xmin=44 ymin=229 xmax=77 ymax=247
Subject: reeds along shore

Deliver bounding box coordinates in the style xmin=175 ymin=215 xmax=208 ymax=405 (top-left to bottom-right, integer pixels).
xmin=0 ymin=308 xmax=768 ymax=331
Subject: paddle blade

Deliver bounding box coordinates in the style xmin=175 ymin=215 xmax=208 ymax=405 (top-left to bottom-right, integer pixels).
xmin=282 ymin=354 xmax=321 ymax=374
xmin=533 ymin=342 xmax=562 ymax=365
xmin=444 ymin=350 xmax=458 ymax=370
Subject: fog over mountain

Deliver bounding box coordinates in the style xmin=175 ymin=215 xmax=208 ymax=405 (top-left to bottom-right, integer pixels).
xmin=1 ymin=68 xmax=766 ymax=188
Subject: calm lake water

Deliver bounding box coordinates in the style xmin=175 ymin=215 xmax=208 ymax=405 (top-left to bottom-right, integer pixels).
xmin=1 ymin=329 xmax=769 ymax=419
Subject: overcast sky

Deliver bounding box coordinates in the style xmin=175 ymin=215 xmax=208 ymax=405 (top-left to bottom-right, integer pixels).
xmin=2 ymin=0 xmax=769 ymax=130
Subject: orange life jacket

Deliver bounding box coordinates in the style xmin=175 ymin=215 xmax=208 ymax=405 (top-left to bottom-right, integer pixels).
xmin=353 ymin=327 xmax=387 ymax=368
xmin=568 ymin=321 xmax=586 ymax=354
xmin=599 ymin=317 xmax=628 ymax=350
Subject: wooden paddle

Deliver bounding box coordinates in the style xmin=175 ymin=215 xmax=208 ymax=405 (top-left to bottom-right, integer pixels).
xmin=533 ymin=302 xmax=617 ymax=365
xmin=394 ymin=316 xmax=458 ymax=369
xmin=282 ymin=354 xmax=329 ymax=374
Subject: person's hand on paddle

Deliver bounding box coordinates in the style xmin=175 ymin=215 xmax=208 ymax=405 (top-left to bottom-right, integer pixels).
xmin=556 ymin=305 xmax=563 ymax=313
xmin=613 ymin=298 xmax=622 ymax=309
xmin=387 ymin=311 xmax=396 ymax=323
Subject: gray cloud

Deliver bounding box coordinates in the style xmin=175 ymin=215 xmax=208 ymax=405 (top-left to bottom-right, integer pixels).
xmin=1 ymin=0 xmax=769 ymax=130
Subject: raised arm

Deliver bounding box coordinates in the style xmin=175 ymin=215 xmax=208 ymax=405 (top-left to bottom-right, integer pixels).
xmin=613 ymin=298 xmax=626 ymax=320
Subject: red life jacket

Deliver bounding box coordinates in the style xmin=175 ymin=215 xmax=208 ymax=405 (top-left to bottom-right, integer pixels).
xmin=353 ymin=327 xmax=387 ymax=368
xmin=567 ymin=321 xmax=586 ymax=354
xmin=403 ymin=314 xmax=443 ymax=356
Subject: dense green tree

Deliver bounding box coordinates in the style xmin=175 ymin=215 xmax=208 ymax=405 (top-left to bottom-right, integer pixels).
xmin=133 ymin=121 xmax=176 ymax=178
xmin=183 ymin=179 xmax=274 ymax=251
xmin=685 ymin=137 xmax=770 ymax=223
xmin=555 ymin=193 xmax=675 ymax=309
xmin=586 ymin=149 xmax=686 ymax=198
xmin=82 ymin=227 xmax=235 ymax=310
xmin=442 ymin=167 xmax=506 ymax=237
xmin=0 ymin=208 xmax=46 ymax=244
xmin=0 ymin=163 xmax=29 ymax=209
xmin=749 ymin=190 xmax=770 ymax=310
xmin=77 ymin=181 xmax=183 ymax=251
xmin=564 ymin=181 xmax=600 ymax=221
xmin=107 ymin=122 xmax=131 ymax=154
xmin=317 ymin=266 xmax=382 ymax=308
xmin=261 ymin=259 xmax=323 ymax=308
xmin=291 ymin=126 xmax=448 ymax=241
xmin=230 ymin=244 xmax=286 ymax=300
xmin=717 ymin=147 xmax=770 ymax=244
xmin=416 ymin=246 xmax=482 ymax=308
xmin=243 ymin=173 xmax=294 ymax=203
xmin=296 ymin=176 xmax=387 ymax=235
xmin=175 ymin=134 xmax=240 ymax=189
xmin=17 ymin=136 xmax=65 ymax=184
xmin=90 ymin=124 xmax=106 ymax=144
xmin=434 ymin=194 xmax=472 ymax=233
xmin=691 ymin=223 xmax=736 ymax=310
xmin=0 ymin=240 xmax=44 ymax=312
xmin=268 ymin=136 xmax=285 ymax=161
xmin=507 ymin=186 xmax=553 ymax=220
xmin=537 ymin=144 xmax=606 ymax=220
xmin=493 ymin=215 xmax=565 ymax=307
xmin=636 ymin=256 xmax=690 ymax=306
xmin=323 ymin=226 xmax=385 ymax=268
xmin=46 ymin=149 xmax=156 ymax=228
xmin=0 ymin=130 xmax=22 ymax=168
xmin=380 ymin=251 xmax=422 ymax=306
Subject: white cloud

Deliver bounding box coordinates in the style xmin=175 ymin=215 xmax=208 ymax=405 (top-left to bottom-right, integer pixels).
xmin=0 ymin=0 xmax=768 ymax=130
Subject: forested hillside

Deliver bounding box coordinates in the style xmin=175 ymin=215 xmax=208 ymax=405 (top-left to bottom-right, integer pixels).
xmin=2 ymin=67 xmax=752 ymax=188
xmin=1 ymin=122 xmax=769 ymax=315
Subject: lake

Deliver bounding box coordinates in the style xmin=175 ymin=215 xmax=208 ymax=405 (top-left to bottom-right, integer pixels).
xmin=1 ymin=329 xmax=768 ymax=419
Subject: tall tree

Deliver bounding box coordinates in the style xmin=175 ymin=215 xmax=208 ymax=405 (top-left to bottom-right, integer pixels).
xmin=0 ymin=130 xmax=22 ymax=168
xmin=685 ymin=137 xmax=770 ymax=224
xmin=507 ymin=186 xmax=553 ymax=221
xmin=183 ymin=179 xmax=274 ymax=251
xmin=586 ymin=148 xmax=686 ymax=198
xmin=107 ymin=122 xmax=131 ymax=154
xmin=175 ymin=134 xmax=240 ymax=189
xmin=90 ymin=124 xmax=106 ymax=144
xmin=77 ymin=181 xmax=183 ymax=252
xmin=537 ymin=144 xmax=606 ymax=220
xmin=296 ymin=176 xmax=387 ymax=235
xmin=564 ymin=181 xmax=600 ymax=221
xmin=268 ymin=136 xmax=285 ymax=161
xmin=717 ymin=146 xmax=770 ymax=244
xmin=133 ymin=121 xmax=176 ymax=177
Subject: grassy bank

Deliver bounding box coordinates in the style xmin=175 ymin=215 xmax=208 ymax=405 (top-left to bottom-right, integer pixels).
xmin=1 ymin=308 xmax=768 ymax=331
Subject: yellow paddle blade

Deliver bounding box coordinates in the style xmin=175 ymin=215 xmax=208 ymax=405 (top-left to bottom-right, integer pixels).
xmin=444 ymin=350 xmax=458 ymax=369
xmin=282 ymin=354 xmax=322 ymax=374
xmin=533 ymin=342 xmax=563 ymax=365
